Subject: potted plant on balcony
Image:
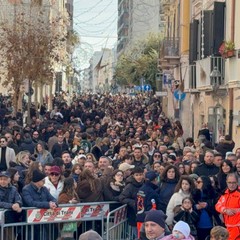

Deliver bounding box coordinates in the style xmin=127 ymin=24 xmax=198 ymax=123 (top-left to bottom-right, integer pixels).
xmin=219 ymin=40 xmax=235 ymax=58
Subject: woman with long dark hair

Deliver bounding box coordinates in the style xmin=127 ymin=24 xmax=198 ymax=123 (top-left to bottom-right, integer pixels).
xmin=192 ymin=175 xmax=219 ymax=239
xmin=157 ymin=165 xmax=180 ymax=213
xmin=217 ymin=160 xmax=234 ymax=192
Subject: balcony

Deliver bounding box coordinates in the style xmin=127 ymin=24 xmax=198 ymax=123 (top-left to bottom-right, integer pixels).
xmin=195 ymin=56 xmax=225 ymax=91
xmin=158 ymin=38 xmax=180 ymax=69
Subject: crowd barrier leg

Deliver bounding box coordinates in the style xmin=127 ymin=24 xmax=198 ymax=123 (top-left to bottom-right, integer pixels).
xmin=106 ymin=204 xmax=133 ymax=240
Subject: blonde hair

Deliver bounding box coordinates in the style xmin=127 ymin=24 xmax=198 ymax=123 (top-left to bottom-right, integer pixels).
xmin=210 ymin=226 xmax=229 ymax=240
xmin=16 ymin=151 xmax=30 ymax=164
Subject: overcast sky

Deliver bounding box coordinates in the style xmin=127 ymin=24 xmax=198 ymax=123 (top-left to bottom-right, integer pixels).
xmin=73 ymin=0 xmax=117 ymax=55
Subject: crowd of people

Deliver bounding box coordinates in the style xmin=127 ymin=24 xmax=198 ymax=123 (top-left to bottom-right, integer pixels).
xmin=0 ymin=93 xmax=239 ymax=240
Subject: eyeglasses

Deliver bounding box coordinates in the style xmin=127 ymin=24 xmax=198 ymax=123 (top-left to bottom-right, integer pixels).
xmin=50 ymin=173 xmax=60 ymax=177
xmin=116 ymin=173 xmax=123 ymax=177
xmin=197 ymin=180 xmax=203 ymax=184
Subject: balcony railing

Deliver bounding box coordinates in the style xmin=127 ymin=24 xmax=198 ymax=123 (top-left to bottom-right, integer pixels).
xmin=195 ymin=56 xmax=225 ymax=89
xmin=162 ymin=38 xmax=179 ymax=58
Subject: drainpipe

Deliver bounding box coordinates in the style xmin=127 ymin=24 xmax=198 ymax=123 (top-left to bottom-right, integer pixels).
xmin=229 ymin=0 xmax=235 ymax=138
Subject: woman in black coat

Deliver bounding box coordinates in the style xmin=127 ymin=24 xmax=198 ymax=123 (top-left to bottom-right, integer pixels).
xmin=192 ymin=175 xmax=220 ymax=240
xmin=157 ymin=165 xmax=180 ymax=213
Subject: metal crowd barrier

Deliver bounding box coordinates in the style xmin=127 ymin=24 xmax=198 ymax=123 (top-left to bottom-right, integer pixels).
xmin=0 ymin=201 xmax=130 ymax=240
xmin=105 ymin=204 xmax=134 ymax=240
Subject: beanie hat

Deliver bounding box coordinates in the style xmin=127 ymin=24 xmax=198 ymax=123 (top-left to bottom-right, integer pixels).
xmin=32 ymin=170 xmax=46 ymax=183
xmin=79 ymin=230 xmax=103 ymax=240
xmin=173 ymin=221 xmax=190 ymax=238
xmin=144 ymin=210 xmax=167 ymax=229
xmin=145 ymin=171 xmax=158 ymax=181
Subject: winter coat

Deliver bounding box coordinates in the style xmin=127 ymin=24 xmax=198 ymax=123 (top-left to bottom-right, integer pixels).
xmin=76 ymin=178 xmax=103 ymax=202
xmin=161 ymin=234 xmax=195 ymax=240
xmin=0 ymin=185 xmax=22 ymax=208
xmin=44 ymin=177 xmax=63 ymax=200
xmin=22 ymin=183 xmax=57 ymax=208
xmin=193 ymin=162 xmax=219 ymax=177
xmin=58 ymin=192 xmax=79 ymax=205
xmin=119 ymin=176 xmax=144 ymax=226
xmin=166 ymin=190 xmax=191 ymax=226
xmin=157 ymin=179 xmax=178 ymax=213
xmin=174 ymin=209 xmax=199 ymax=237
xmin=192 ymin=189 xmax=218 ymax=229
xmin=36 ymin=151 xmax=54 ymax=166
xmin=20 ymin=138 xmax=36 ymax=154
xmin=14 ymin=163 xmax=28 ymax=190
xmin=0 ymin=146 xmax=16 ymax=169
xmin=51 ymin=142 xmax=69 ymax=158
xmin=215 ymin=187 xmax=240 ymax=240
xmin=215 ymin=140 xmax=235 ymax=158
xmin=103 ymin=181 xmax=124 ymax=202
xmin=0 ymin=184 xmax=22 ymax=223
xmin=136 ymin=181 xmax=161 ymax=223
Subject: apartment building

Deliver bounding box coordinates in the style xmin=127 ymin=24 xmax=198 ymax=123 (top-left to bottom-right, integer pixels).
xmin=117 ymin=0 xmax=161 ymax=56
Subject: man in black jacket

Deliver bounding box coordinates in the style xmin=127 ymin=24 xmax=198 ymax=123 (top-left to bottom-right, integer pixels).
xmin=51 ymin=135 xmax=68 ymax=158
xmin=194 ymin=150 xmax=219 ymax=177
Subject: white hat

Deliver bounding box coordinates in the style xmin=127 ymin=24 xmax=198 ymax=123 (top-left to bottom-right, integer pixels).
xmin=78 ymin=154 xmax=87 ymax=159
xmin=118 ymin=162 xmax=135 ymax=172
xmin=173 ymin=221 xmax=190 ymax=238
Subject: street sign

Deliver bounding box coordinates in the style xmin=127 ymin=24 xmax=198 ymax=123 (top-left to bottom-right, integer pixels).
xmin=134 ymin=86 xmax=142 ymax=91
xmin=143 ymin=84 xmax=152 ymax=91
xmin=174 ymin=90 xmax=186 ymax=101
xmin=156 ymin=91 xmax=168 ymax=97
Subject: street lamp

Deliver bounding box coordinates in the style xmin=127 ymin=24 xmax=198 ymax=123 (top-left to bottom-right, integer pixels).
xmin=210 ymin=66 xmax=222 ymax=92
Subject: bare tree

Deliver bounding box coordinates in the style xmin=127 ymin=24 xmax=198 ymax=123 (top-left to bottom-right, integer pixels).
xmin=0 ymin=3 xmax=68 ymax=119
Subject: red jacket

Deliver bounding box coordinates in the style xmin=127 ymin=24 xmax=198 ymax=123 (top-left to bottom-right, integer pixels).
xmin=215 ymin=188 xmax=240 ymax=228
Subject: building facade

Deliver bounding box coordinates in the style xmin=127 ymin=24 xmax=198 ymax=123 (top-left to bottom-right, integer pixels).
xmin=117 ymin=0 xmax=161 ymax=56
xmin=159 ymin=0 xmax=240 ymax=146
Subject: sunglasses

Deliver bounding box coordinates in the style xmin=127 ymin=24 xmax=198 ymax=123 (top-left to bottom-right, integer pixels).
xmin=197 ymin=180 xmax=202 ymax=184
xmin=50 ymin=173 xmax=60 ymax=177
xmin=154 ymin=155 xmax=161 ymax=157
